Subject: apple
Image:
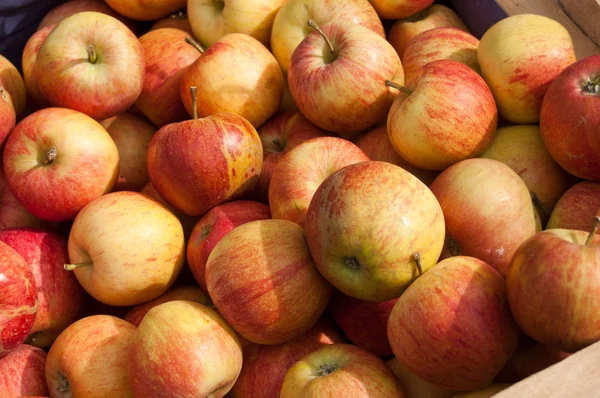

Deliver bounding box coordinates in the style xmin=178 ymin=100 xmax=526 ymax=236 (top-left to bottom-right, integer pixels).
xmin=452 ymin=384 xmax=512 ymax=398
xmin=506 ymin=220 xmax=600 ymax=353
xmin=21 ymin=25 xmax=53 ymax=111
xmin=188 ymin=0 xmax=286 ymax=47
xmin=268 ymin=136 xmax=369 ymax=228
xmin=478 ymin=14 xmax=576 ymax=124
xmin=0 ymin=167 xmax=43 ymax=231
xmin=386 ymin=357 xmax=454 ymax=398
xmin=129 ymin=300 xmax=243 ymax=397
xmin=187 ymin=200 xmax=271 ymax=291
xmin=0 ymin=344 xmax=48 ymax=397
xmin=429 ymin=158 xmax=538 ymax=277
xmin=34 ymin=12 xmax=145 ymax=121
xmin=387 ymin=60 xmax=497 ymax=171
xmin=180 ymin=33 xmax=284 ymax=128
xmin=206 ymin=219 xmax=332 ymax=345
xmin=540 ymin=54 xmax=600 ymax=180
xmin=288 ymin=20 xmax=403 ymax=138
xmin=280 ymin=343 xmax=404 ymax=397
xmin=327 ymin=289 xmax=397 ymax=356
xmin=45 ymin=315 xmax=136 ymax=397
xmin=104 ymin=0 xmax=186 ymax=20
xmin=271 ymin=0 xmax=385 ymax=74
xmin=0 ymin=228 xmax=84 ymax=348
xmin=100 ymin=112 xmax=156 ymax=192
xmin=387 ymin=4 xmax=469 ymax=61
xmin=369 ymin=0 xmax=433 ymax=20
xmin=65 ymin=191 xmax=185 ymax=306
xmin=0 ymin=82 xmax=16 ymax=147
xmin=547 ymin=181 xmax=600 ymax=234
xmin=136 ymin=28 xmax=201 ymax=127
xmin=2 ymin=107 xmax=119 ymax=222
xmin=388 ymin=256 xmax=521 ymax=391
xmin=0 ymin=55 xmax=26 ymax=118
xmin=151 ymin=10 xmax=194 ymax=35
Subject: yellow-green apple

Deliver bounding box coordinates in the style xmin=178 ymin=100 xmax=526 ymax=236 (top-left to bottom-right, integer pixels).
xmin=369 ymin=0 xmax=433 ymax=20
xmin=429 ymin=158 xmax=537 ymax=277
xmin=506 ymin=220 xmax=600 ymax=353
xmin=306 ymin=160 xmax=445 ymax=302
xmin=540 ymin=54 xmax=600 ymax=180
xmin=100 ymin=112 xmax=156 ymax=192
xmin=0 ymin=241 xmax=38 ymax=356
xmin=45 ymin=315 xmax=136 ymax=397
xmin=34 ymin=12 xmax=145 ymax=121
xmin=288 ymin=21 xmax=403 ymax=138
xmin=452 ymin=384 xmax=512 ymax=398
xmin=0 ymin=344 xmax=48 ymax=397
xmin=206 ymin=219 xmax=332 ymax=345
xmin=129 ymin=300 xmax=243 ymax=397
xmin=251 ymin=111 xmax=326 ymax=203
xmin=230 ymin=315 xmax=346 ymax=398
xmin=547 ymin=182 xmax=600 ymax=234
xmin=0 ymin=228 xmax=84 ymax=349
xmin=354 ymin=125 xmax=439 ymax=186
xmin=104 ymin=0 xmax=186 ymax=20
xmin=2 ymin=108 xmax=119 ymax=222
xmin=280 ymin=343 xmax=405 ymax=397
xmin=268 ymin=136 xmax=369 ymax=228
xmin=188 ymin=0 xmax=286 ymax=47
xmin=187 ymin=200 xmax=271 ymax=291
xmin=387 ymin=60 xmax=497 ymax=171
xmin=151 ymin=10 xmax=194 ymax=35
xmin=0 ymin=167 xmax=43 ymax=231
xmin=478 ymin=14 xmax=576 ymax=124
xmin=180 ymin=33 xmax=284 ymax=128
xmin=402 ymin=27 xmax=480 ymax=83
xmin=136 ymin=28 xmax=201 ymax=127
xmin=271 ymin=0 xmax=385 ymax=74
xmin=386 ymin=357 xmax=454 ymax=398
xmin=388 ymin=256 xmax=521 ymax=391
xmin=387 ymin=4 xmax=468 ymax=61
xmin=0 ymin=55 xmax=26 ymax=118
xmin=65 ymin=191 xmax=185 ymax=306
xmin=0 ymin=83 xmax=15 ymax=146
xmin=21 ymin=25 xmax=53 ymax=111
xmin=327 ymin=290 xmax=397 ymax=356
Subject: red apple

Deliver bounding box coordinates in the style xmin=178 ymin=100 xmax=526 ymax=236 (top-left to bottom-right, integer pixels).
xmin=150 ymin=11 xmax=194 ymax=35
xmin=104 ymin=0 xmax=186 ymax=21
xmin=388 ymin=256 xmax=521 ymax=391
xmin=547 ymin=181 xmax=600 ymax=233
xmin=0 ymin=81 xmax=16 ymax=147
xmin=540 ymin=54 xmax=600 ymax=181
xmin=21 ymin=25 xmax=53 ymax=111
xmin=2 ymin=107 xmax=120 ymax=222
xmin=386 ymin=357 xmax=454 ymax=398
xmin=0 ymin=55 xmax=27 ymax=118
xmin=0 ymin=167 xmax=43 ymax=231
xmin=369 ymin=0 xmax=433 ymax=20
xmin=0 ymin=344 xmax=48 ymax=397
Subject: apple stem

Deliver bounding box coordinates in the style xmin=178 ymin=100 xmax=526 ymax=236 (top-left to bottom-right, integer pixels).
xmin=64 ymin=261 xmax=93 ymax=271
xmin=0 ymin=89 xmax=7 ymax=102
xmin=585 ymin=76 xmax=600 ymax=94
xmin=43 ymin=146 xmax=57 ymax=165
xmin=190 ymin=86 xmax=198 ymax=120
xmin=413 ymin=252 xmax=423 ymax=275
xmin=86 ymin=44 xmax=97 ymax=64
xmin=385 ymin=80 xmax=413 ymax=96
xmin=531 ymin=192 xmax=550 ymax=217
xmin=585 ymin=216 xmax=600 ymax=246
xmin=307 ymin=20 xmax=335 ymax=55
xmin=185 ymin=37 xmax=205 ymax=54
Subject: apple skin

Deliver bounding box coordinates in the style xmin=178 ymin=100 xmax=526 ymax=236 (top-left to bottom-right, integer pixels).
xmin=288 ymin=21 xmax=403 ymax=138
xmin=129 ymin=300 xmax=243 ymax=398
xmin=187 ymin=200 xmax=271 ymax=291
xmin=66 ymin=191 xmax=185 ymax=307
xmin=540 ymin=54 xmax=600 ymax=181
xmin=0 ymin=55 xmax=26 ymax=118
xmin=0 ymin=344 xmax=49 ymax=397
xmin=104 ymin=0 xmax=186 ymax=20
xmin=0 ymin=228 xmax=84 ymax=349
xmin=387 ymin=4 xmax=469 ymax=61
xmin=506 ymin=228 xmax=600 ymax=353
xmin=34 ymin=12 xmax=145 ymax=121
xmin=369 ymin=0 xmax=433 ymax=20
xmin=429 ymin=158 xmax=537 ymax=277
xmin=206 ymin=219 xmax=332 ymax=345
xmin=280 ymin=343 xmax=405 ymax=398
xmin=386 ymin=357 xmax=454 ymax=398
xmin=2 ymin=107 xmax=120 ymax=222
xmin=0 ymin=82 xmax=16 ymax=147
xmin=268 ymin=136 xmax=369 ymax=229
xmin=547 ymin=182 xmax=600 ymax=234
xmin=0 ymin=167 xmax=43 ymax=231
xmin=477 ymin=14 xmax=576 ymax=124
xmin=180 ymin=33 xmax=284 ymax=128
xmin=306 ymin=160 xmax=445 ymax=302
xmin=21 ymin=25 xmax=53 ymax=111
xmin=136 ymin=28 xmax=201 ymax=127
xmin=387 ymin=60 xmax=497 ymax=171
xmin=147 ymin=112 xmax=263 ymax=217
xmin=388 ymin=256 xmax=521 ymax=392
xmin=151 ymin=11 xmax=194 ymax=35
xmin=45 ymin=315 xmax=136 ymax=397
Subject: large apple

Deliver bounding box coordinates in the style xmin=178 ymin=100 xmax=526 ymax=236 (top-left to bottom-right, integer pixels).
xmin=65 ymin=191 xmax=185 ymax=306
xmin=0 ymin=167 xmax=43 ymax=231
xmin=129 ymin=300 xmax=243 ymax=398
xmin=386 ymin=357 xmax=454 ymax=398
xmin=34 ymin=12 xmax=145 ymax=120
xmin=268 ymin=136 xmax=369 ymax=228
xmin=0 ymin=82 xmax=16 ymax=146
xmin=0 ymin=54 xmax=26 ymax=118
xmin=547 ymin=181 xmax=600 ymax=234
xmin=388 ymin=256 xmax=521 ymax=391
xmin=2 ymin=107 xmax=119 ymax=222
xmin=150 ymin=10 xmax=194 ymax=35
xmin=0 ymin=344 xmax=48 ymax=397
xmin=369 ymin=0 xmax=433 ymax=20
xmin=45 ymin=315 xmax=136 ymax=397
xmin=21 ymin=25 xmax=53 ymax=111
xmin=187 ymin=200 xmax=271 ymax=291
xmin=540 ymin=54 xmax=600 ymax=181
xmin=478 ymin=14 xmax=576 ymax=124
xmin=37 ymin=0 xmax=138 ymax=32
xmin=206 ymin=219 xmax=332 ymax=345
xmin=271 ymin=0 xmax=384 ymax=74
xmin=429 ymin=158 xmax=537 ymax=277
xmin=104 ymin=0 xmax=186 ymax=20
xmin=280 ymin=343 xmax=404 ymax=397
xmin=387 ymin=60 xmax=497 ymax=171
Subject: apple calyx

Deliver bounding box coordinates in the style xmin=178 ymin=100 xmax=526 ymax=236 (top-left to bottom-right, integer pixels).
xmin=585 ymin=216 xmax=600 ymax=246
xmin=385 ymin=80 xmax=414 ymax=96
xmin=316 ymin=364 xmax=338 ymax=377
xmin=201 ymin=224 xmax=211 ymax=239
xmin=307 ymin=20 xmax=336 ymax=60
xmin=209 ymin=0 xmax=225 ymax=12
xmin=64 ymin=261 xmax=93 ymax=271
xmin=413 ymin=252 xmax=423 ymax=275
xmin=272 ymin=138 xmax=286 ymax=152
xmin=57 ymin=372 xmax=70 ymax=393
xmin=86 ymin=44 xmax=97 ymax=64
xmin=0 ymin=88 xmax=7 ymax=103
xmin=184 ymin=37 xmax=205 ymax=54
xmin=584 ymin=76 xmax=600 ymax=95
xmin=43 ymin=146 xmax=58 ymax=165
xmin=344 ymin=257 xmax=361 ymax=270
xmin=190 ymin=86 xmax=198 ymax=120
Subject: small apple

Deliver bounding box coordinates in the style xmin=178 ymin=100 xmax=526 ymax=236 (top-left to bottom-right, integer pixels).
xmin=104 ymin=0 xmax=186 ymax=20
xmin=0 ymin=167 xmax=43 ymax=231
xmin=150 ymin=10 xmax=194 ymax=35
xmin=0 ymin=344 xmax=48 ymax=397
xmin=21 ymin=25 xmax=54 ymax=111
xmin=386 ymin=357 xmax=454 ymax=398
xmin=369 ymin=0 xmax=433 ymax=20
xmin=0 ymin=54 xmax=26 ymax=118
xmin=547 ymin=181 xmax=600 ymax=234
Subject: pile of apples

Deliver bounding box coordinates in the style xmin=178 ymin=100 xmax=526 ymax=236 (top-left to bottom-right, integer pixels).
xmin=0 ymin=0 xmax=599 ymax=397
